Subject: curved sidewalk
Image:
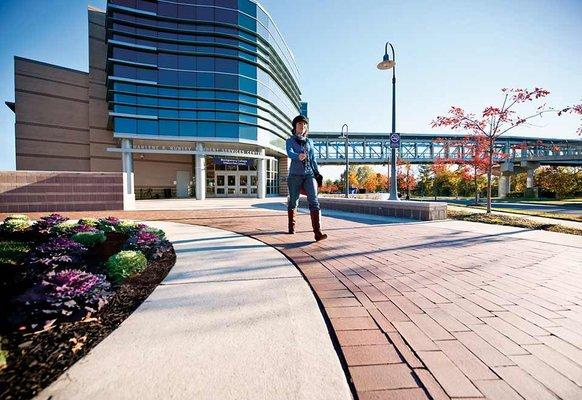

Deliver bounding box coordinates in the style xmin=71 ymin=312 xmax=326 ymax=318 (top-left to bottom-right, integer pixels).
xmin=36 ymin=221 xmax=352 ymax=400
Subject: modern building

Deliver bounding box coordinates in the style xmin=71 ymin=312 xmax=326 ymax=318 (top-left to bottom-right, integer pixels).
xmin=7 ymin=0 xmax=303 ymax=207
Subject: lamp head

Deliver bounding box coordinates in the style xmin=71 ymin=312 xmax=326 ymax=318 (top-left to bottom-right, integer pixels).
xmin=377 ymin=53 xmax=395 ymax=70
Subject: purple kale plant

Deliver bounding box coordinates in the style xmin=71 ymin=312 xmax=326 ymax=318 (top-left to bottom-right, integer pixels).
xmin=26 ymin=237 xmax=88 ymax=275
xmin=97 ymin=216 xmax=122 ymax=233
xmin=32 ymin=213 xmax=69 ymax=238
xmin=16 ymin=269 xmax=111 ymax=323
xmin=71 ymin=224 xmax=99 ymax=234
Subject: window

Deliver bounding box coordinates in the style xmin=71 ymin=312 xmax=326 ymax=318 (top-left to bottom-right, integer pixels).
xmin=137 ymin=0 xmax=156 ymax=13
xmin=239 ymin=61 xmax=256 ymax=78
xmin=216 ymin=122 xmax=238 ymax=138
xmin=159 ymin=120 xmax=179 ymax=136
xmin=198 ymin=121 xmax=215 ymax=137
xmin=114 ymin=82 xmax=136 ymax=92
xmin=114 ymin=64 xmax=136 ymax=79
xmin=137 ymin=96 xmax=157 ymax=106
xmin=239 ymin=0 xmax=256 ymax=17
xmin=137 ymin=107 xmax=157 ymax=116
xmin=180 ymin=110 xmax=197 ymax=119
xmin=159 ymin=87 xmax=178 ymax=97
xmin=215 ymin=74 xmax=237 ymax=89
xmin=179 ymin=71 xmax=197 ymax=86
xmin=180 ymin=89 xmax=197 ymax=98
xmin=158 ymin=2 xmax=177 ymax=17
xmin=197 ymin=57 xmax=214 ymax=71
xmin=197 ymin=72 xmax=215 ymax=87
xmin=113 ymin=47 xmax=134 ymax=61
xmin=179 ymin=99 xmax=197 ymax=108
xmin=159 ymin=98 xmax=179 ymax=107
xmin=159 ymin=69 xmax=179 ymax=85
xmin=239 ymin=77 xmax=257 ymax=93
xmin=239 ymin=125 xmax=256 ymax=140
xmin=137 ymin=51 xmax=157 ymax=65
xmin=178 ymin=4 xmax=195 ymax=19
xmin=115 ymin=117 xmax=137 ymax=133
xmin=216 ymin=112 xmax=238 ymax=121
xmin=112 ymin=0 xmax=136 ymax=7
xmin=215 ymin=0 xmax=237 ymax=9
xmin=197 ymin=7 xmax=214 ymax=21
xmin=114 ymin=93 xmax=137 ymax=104
xmin=159 ymin=109 xmax=179 ymax=118
xmin=114 ymin=105 xmax=136 ymax=114
xmin=215 ymin=58 xmax=238 ymax=73
xmin=136 ymin=68 xmax=157 ymax=81
xmin=215 ymin=8 xmax=237 ymax=24
xmin=179 ymin=121 xmax=197 ymax=136
xmin=137 ymin=119 xmax=158 ymax=135
xmin=159 ymin=53 xmax=178 ymax=68
xmin=137 ymin=85 xmax=157 ymax=95
xmin=179 ymin=55 xmax=196 ymax=70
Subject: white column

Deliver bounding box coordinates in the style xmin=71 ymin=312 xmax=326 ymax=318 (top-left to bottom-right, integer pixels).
xmin=526 ymin=168 xmax=535 ymax=189
xmin=257 ymin=149 xmax=266 ymax=199
xmin=121 ymin=138 xmax=135 ymax=210
xmin=195 ymin=143 xmax=206 ymax=200
xmin=498 ymin=174 xmax=511 ymax=198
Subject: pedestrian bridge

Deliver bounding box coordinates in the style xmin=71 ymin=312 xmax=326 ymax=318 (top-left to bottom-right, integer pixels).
xmin=310 ymin=132 xmax=582 ymax=166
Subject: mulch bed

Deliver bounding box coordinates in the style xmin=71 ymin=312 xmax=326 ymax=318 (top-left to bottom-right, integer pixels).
xmin=0 ymin=247 xmax=176 ymax=400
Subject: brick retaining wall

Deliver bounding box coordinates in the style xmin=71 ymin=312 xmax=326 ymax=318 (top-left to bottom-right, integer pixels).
xmin=0 ymin=171 xmax=123 ymax=213
xmin=300 ymin=197 xmax=447 ymax=221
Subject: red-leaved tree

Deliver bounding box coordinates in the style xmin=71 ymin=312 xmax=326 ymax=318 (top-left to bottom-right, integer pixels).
xmin=432 ymin=88 xmax=581 ymax=213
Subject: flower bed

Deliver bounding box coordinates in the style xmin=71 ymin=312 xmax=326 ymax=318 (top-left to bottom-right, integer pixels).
xmin=0 ymin=214 xmax=176 ymax=399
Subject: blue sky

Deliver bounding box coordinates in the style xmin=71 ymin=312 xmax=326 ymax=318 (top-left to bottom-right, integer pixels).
xmin=1 ymin=0 xmax=581 ymax=172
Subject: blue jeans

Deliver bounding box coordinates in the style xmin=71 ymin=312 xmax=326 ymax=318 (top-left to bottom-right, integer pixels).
xmin=287 ymin=174 xmax=320 ymax=211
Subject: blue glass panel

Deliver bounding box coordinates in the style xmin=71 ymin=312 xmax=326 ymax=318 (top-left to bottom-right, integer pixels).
xmin=215 ymin=47 xmax=238 ymax=57
xmin=159 ymin=120 xmax=179 ymax=136
xmin=238 ymin=14 xmax=257 ymax=32
xmin=215 ymin=91 xmax=237 ymax=100
xmin=197 ymin=57 xmax=214 ymax=71
xmin=215 ymin=8 xmax=237 ymax=24
xmin=198 ymin=111 xmax=215 ymax=119
xmin=179 ymin=55 xmax=196 ymax=70
xmin=137 ymin=0 xmax=156 ymax=13
xmin=114 ymin=65 xmax=136 ymax=79
xmin=159 ymin=109 xmax=179 ymax=118
xmin=158 ymin=42 xmax=178 ymax=51
xmin=114 ymin=105 xmax=136 ymax=114
xmin=178 ymin=4 xmax=195 ymax=19
xmin=239 ymin=104 xmax=256 ymax=113
xmin=114 ymin=82 xmax=136 ymax=93
xmin=137 ymin=119 xmax=158 ymax=135
xmin=159 ymin=53 xmax=178 ymax=68
xmin=159 ymin=69 xmax=179 ymax=85
xmin=239 ymin=61 xmax=256 ymax=78
xmin=137 ymin=51 xmax=157 ymax=65
xmin=197 ymin=72 xmax=215 ymax=87
xmin=239 ymin=114 xmax=257 ymax=124
xmin=115 ymin=117 xmax=137 ymax=133
xmin=179 ymin=99 xmax=197 ymax=108
xmin=179 ymin=110 xmax=197 ymax=119
xmin=215 ymin=0 xmax=237 ymax=9
xmin=137 ymin=68 xmax=157 ymax=81
xmin=179 ymin=121 xmax=197 ymax=136
xmin=180 ymin=89 xmax=197 ymax=98
xmin=216 ymin=122 xmax=238 ymax=138
xmin=197 ymin=6 xmax=214 ymax=21
xmin=159 ymin=31 xmax=177 ymax=40
xmin=137 ymin=96 xmax=157 ymax=106
xmin=239 ymin=0 xmax=256 ymax=17
xmin=239 ymin=77 xmax=257 ymax=93
xmin=239 ymin=125 xmax=257 ymax=140
xmin=159 ymin=87 xmax=179 ymax=97
xmin=158 ymin=2 xmax=178 ymax=17
xmin=215 ymin=58 xmax=238 ymax=73
xmin=159 ymin=98 xmax=179 ymax=107
xmin=114 ymin=94 xmax=137 ymax=104
xmin=198 ymin=100 xmax=215 ymax=109
xmin=198 ymin=90 xmax=215 ymax=98
xmin=215 ymin=74 xmax=237 ymax=89
xmin=239 ymin=94 xmax=257 ymax=104
xmin=137 ymin=107 xmax=157 ymax=116
xmin=179 ymin=71 xmax=197 ymax=86
xmin=216 ymin=112 xmax=238 ymax=121
xmin=216 ymin=102 xmax=238 ymax=111
xmin=137 ymin=85 xmax=157 ymax=95
xmin=198 ymin=121 xmax=215 ymax=137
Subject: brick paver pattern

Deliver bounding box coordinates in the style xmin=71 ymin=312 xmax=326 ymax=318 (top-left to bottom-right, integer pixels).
xmin=12 ymin=209 xmax=582 ymax=400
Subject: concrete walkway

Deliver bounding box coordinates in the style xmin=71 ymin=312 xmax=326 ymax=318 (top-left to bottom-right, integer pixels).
xmin=36 ymin=222 xmax=352 ymax=400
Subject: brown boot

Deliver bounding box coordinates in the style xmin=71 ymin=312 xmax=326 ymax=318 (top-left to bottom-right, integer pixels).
xmin=287 ymin=209 xmax=296 ymax=234
xmin=310 ymin=210 xmax=328 ymax=241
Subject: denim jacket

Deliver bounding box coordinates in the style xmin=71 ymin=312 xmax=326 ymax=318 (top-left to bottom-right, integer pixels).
xmin=286 ymin=136 xmax=320 ymax=176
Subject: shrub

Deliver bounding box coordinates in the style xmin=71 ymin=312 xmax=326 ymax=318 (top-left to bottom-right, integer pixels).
xmin=53 ymin=220 xmax=78 ymax=235
xmin=97 ymin=216 xmax=121 ymax=233
xmin=72 ymin=231 xmax=106 ymax=248
xmin=0 ymin=241 xmax=32 ymax=265
xmin=78 ymin=218 xmax=99 ymax=227
xmin=141 ymin=226 xmax=166 ymax=240
xmin=26 ymin=237 xmax=88 ymax=272
xmin=32 ymin=213 xmax=69 ymax=238
xmin=117 ymin=220 xmax=140 ymax=235
xmin=4 ymin=214 xmax=30 ymax=222
xmin=16 ymin=269 xmax=111 ymax=322
xmin=505 ymin=191 xmax=523 ymax=199
xmin=71 ymin=224 xmax=99 ymax=234
xmin=105 ymin=250 xmax=147 ymax=283
xmin=0 ymin=219 xmax=31 ymax=235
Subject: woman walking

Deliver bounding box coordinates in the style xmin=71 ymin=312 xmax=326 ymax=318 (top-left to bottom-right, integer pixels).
xmin=286 ymin=115 xmax=327 ymax=241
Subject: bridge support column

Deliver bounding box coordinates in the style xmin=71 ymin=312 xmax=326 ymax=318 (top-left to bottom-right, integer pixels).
xmin=498 ymin=174 xmax=511 ymax=198
xmin=522 ymin=161 xmax=540 ymax=198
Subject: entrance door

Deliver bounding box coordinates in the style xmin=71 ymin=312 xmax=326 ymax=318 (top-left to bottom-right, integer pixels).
xmin=226 ymin=174 xmax=237 ymax=196
xmin=176 ymin=171 xmax=190 ymax=198
xmin=214 ymin=172 xmax=257 ymax=197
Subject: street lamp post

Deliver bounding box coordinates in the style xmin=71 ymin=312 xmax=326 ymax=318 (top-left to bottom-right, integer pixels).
xmin=377 ymin=42 xmax=399 ymax=201
xmin=341 ymin=123 xmax=349 ymax=198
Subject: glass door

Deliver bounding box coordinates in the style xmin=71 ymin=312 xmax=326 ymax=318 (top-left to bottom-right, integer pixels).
xmin=226 ymin=174 xmax=237 ymax=195
xmin=239 ymin=175 xmax=249 ymax=195
xmin=215 ymin=174 xmax=226 ymax=196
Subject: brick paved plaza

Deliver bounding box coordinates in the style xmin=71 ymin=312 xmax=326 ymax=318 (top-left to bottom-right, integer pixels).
xmin=11 ymin=203 xmax=582 ymax=400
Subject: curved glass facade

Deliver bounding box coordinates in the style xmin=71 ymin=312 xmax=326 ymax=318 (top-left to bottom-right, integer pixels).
xmin=106 ymin=0 xmax=302 ymax=153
